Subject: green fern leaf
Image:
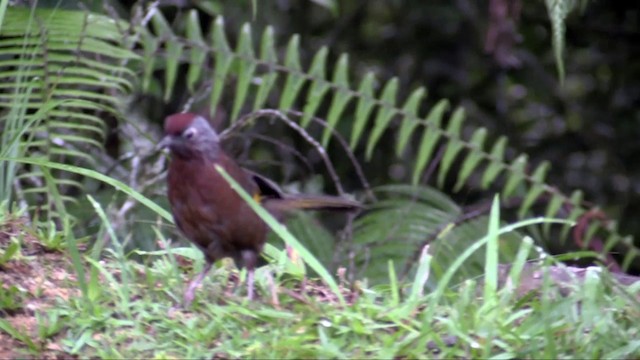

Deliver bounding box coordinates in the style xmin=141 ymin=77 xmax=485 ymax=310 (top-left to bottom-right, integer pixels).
xmin=437 ymin=107 xmax=466 ymax=188
xmin=518 ymin=161 xmax=550 ymax=218
xmin=453 ymin=128 xmax=487 ymax=192
xmin=349 ymin=72 xmax=376 ymax=150
xmin=543 ymin=192 xmax=565 ymax=235
xmin=480 ymin=136 xmax=508 ymax=189
xmin=186 ymin=10 xmax=207 ymax=93
xmin=0 ymin=8 xmax=135 ymax=217
xmin=209 ymin=16 xmax=233 ymax=118
xmin=322 ymin=54 xmax=352 ymax=146
xmin=395 ymin=87 xmax=426 ymax=156
xmin=365 ymin=77 xmax=398 ymax=160
xmin=411 ymin=99 xmax=449 ymax=184
xmin=279 ymin=35 xmax=305 ymax=111
xmin=151 ymin=14 xmax=182 ymax=101
xmin=560 ymin=190 xmax=584 ymax=242
xmin=253 ymin=26 xmax=278 ymax=111
xmin=544 ymin=0 xmax=575 ymax=83
xmin=502 ymin=154 xmax=528 ymax=199
xmin=301 ymin=47 xmax=330 ymax=127
xmin=621 ymin=237 xmax=638 ymax=270
xmin=231 ymin=24 xmax=256 ymax=121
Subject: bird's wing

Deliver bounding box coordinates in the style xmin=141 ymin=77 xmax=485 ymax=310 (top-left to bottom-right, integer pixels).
xmin=242 ymin=168 xmax=285 ymax=200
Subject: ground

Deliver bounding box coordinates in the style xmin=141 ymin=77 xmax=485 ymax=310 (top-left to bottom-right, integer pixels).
xmin=1 ymin=213 xmax=639 ymax=358
xmin=0 ymin=216 xmax=81 ymax=358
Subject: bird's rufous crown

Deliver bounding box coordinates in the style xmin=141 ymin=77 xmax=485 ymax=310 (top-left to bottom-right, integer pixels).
xmin=164 ymin=113 xmax=202 ymax=136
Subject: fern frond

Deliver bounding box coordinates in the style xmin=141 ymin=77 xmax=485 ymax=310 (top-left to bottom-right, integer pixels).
xmin=544 ymin=0 xmax=585 ymax=83
xmin=0 ymin=7 xmax=137 ymax=218
xmin=129 ymin=11 xmax=640 ymax=270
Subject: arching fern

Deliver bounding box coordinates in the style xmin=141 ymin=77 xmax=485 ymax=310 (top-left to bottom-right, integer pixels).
xmin=545 ymin=0 xmax=590 ymax=83
xmin=0 ymin=8 xmax=137 ymax=219
xmin=137 ymin=10 xmax=637 ymax=272
xmin=2 ymin=5 xmax=635 ymax=278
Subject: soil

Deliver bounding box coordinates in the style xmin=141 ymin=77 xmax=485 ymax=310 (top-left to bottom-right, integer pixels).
xmin=0 ymin=215 xmax=79 ymax=359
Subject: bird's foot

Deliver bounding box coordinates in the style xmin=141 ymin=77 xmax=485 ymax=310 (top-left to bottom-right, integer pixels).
xmin=181 ymin=278 xmax=201 ymax=308
xmin=166 ymin=287 xmax=197 ymax=316
xmin=265 ymin=269 xmax=280 ymax=309
xmin=247 ymin=268 xmax=255 ymax=301
xmin=168 ymin=304 xmax=182 ymax=317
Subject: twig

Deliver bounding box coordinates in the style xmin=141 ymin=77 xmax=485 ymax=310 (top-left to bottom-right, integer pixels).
xmin=421 ymin=145 xmax=445 ymax=184
xmin=221 ymin=109 xmax=347 ymax=196
xmin=228 ymin=132 xmax=315 ymax=178
xmin=221 ymin=109 xmax=375 ymax=202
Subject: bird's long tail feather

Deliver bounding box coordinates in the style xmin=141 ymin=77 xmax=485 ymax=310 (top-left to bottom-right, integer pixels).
xmin=264 ymin=195 xmax=361 ymax=213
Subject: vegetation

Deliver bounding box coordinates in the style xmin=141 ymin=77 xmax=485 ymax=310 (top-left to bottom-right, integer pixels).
xmin=1 ymin=199 xmax=638 ymax=358
xmin=0 ymin=1 xmax=638 ymax=357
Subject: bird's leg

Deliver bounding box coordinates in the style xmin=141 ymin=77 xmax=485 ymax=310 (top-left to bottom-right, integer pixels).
xmin=247 ymin=267 xmax=255 ymax=300
xmin=241 ymin=250 xmax=258 ymax=301
xmin=265 ymin=269 xmax=280 ymax=308
xmin=184 ymin=260 xmax=213 ymax=307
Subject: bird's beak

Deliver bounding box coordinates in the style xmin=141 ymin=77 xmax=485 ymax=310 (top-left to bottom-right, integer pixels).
xmin=157 ymin=135 xmax=173 ymax=151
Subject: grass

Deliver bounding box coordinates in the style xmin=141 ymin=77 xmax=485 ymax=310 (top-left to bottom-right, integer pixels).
xmin=1 ymin=199 xmax=639 ymax=358
xmin=1 ymin=4 xmax=638 ymax=357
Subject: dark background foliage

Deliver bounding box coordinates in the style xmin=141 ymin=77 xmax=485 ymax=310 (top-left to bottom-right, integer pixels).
xmin=2 ymin=3 xmax=640 ymax=357
xmin=12 ymin=0 xmax=639 ymax=269
xmin=130 ymin=1 xmax=639 ymax=237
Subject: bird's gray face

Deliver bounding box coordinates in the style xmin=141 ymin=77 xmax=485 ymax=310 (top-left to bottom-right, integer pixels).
xmin=159 ymin=115 xmax=221 ymax=161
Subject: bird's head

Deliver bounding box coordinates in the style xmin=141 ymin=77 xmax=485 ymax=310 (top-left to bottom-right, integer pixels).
xmin=158 ymin=113 xmax=221 ymax=160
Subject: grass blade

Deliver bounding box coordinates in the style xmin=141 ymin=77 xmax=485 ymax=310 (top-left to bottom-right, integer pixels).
xmin=215 ymin=164 xmax=346 ymax=305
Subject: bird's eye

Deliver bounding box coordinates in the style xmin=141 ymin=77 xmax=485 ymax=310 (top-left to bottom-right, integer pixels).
xmin=183 ymin=128 xmax=197 ymax=139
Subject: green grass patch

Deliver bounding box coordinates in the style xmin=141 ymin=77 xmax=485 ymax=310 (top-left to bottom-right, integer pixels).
xmin=1 ymin=199 xmax=638 ymax=358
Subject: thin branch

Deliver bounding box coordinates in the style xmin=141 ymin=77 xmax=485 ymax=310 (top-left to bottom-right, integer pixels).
xmin=221 ymin=109 xmax=374 ymax=202
xmin=221 ymin=109 xmax=347 ymax=197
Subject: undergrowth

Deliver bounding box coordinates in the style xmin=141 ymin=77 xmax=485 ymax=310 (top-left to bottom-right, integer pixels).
xmin=1 ymin=199 xmax=639 ymax=358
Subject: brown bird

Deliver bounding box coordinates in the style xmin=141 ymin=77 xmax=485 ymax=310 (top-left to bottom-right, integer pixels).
xmin=159 ymin=113 xmax=360 ymax=306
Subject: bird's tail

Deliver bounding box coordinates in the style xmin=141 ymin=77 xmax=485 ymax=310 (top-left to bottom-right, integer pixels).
xmin=264 ymin=195 xmax=361 ymax=213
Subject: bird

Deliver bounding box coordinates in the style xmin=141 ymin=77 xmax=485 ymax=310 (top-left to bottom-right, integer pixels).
xmin=159 ymin=112 xmax=361 ymax=307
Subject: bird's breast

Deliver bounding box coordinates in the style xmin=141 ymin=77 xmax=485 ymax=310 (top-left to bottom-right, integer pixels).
xmin=167 ymin=156 xmax=267 ymax=252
